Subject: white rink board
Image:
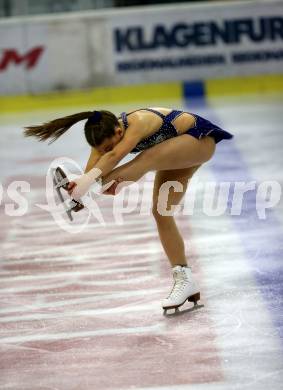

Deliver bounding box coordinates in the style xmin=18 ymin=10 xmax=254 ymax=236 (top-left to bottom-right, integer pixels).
xmin=109 ymin=1 xmax=283 ymax=83
xmin=0 ymin=0 xmax=283 ymax=94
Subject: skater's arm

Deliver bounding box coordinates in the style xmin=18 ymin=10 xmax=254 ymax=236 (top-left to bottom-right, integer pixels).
xmin=69 ymin=127 xmax=141 ymax=200
xmin=87 ymin=128 xmax=140 ymax=178
xmin=84 ymin=147 xmax=101 ymax=173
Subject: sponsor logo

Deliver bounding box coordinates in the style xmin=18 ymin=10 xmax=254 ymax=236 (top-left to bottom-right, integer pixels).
xmin=114 ymin=17 xmax=283 ymax=53
xmin=0 ymin=46 xmax=44 ymax=72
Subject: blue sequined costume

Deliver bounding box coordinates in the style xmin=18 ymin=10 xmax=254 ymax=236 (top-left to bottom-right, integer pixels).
xmin=119 ymin=108 xmax=233 ymax=154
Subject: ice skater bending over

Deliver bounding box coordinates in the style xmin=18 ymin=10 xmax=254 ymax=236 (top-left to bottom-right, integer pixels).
xmin=24 ymin=107 xmax=233 ymax=314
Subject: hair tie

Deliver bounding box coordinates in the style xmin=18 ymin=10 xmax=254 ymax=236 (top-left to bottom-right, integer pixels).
xmin=88 ymin=110 xmax=102 ymax=125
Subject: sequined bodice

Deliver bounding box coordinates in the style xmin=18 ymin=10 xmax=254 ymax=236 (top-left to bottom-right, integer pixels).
xmin=120 ymin=108 xmax=183 ymax=153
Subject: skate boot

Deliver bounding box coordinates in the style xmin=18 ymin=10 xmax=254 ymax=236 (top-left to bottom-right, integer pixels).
xmin=162 ymin=265 xmax=200 ymax=315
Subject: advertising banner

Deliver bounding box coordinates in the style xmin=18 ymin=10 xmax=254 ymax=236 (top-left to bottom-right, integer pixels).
xmin=109 ymin=1 xmax=283 ymax=84
xmin=0 ymin=1 xmax=282 ymax=95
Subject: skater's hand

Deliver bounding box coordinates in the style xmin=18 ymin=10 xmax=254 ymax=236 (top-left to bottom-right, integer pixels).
xmin=67 ymin=181 xmax=77 ymax=196
xmin=102 ymin=177 xmax=123 ymax=196
xmin=68 ymin=174 xmax=123 ymax=200
xmin=68 ymin=174 xmax=93 ymax=200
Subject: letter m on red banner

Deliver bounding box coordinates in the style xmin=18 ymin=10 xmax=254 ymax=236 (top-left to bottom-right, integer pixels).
xmin=0 ymin=46 xmax=44 ymax=71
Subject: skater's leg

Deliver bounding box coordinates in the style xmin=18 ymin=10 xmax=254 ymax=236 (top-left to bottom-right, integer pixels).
xmin=101 ymin=134 xmax=214 ymax=188
xmin=101 ymin=151 xmax=147 ymax=189
xmin=152 ymin=166 xmax=202 ymax=313
xmin=152 ymin=165 xmax=201 ymax=268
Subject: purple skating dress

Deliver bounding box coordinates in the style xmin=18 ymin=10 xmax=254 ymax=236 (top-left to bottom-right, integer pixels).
xmin=119 ymin=108 xmax=233 ymax=154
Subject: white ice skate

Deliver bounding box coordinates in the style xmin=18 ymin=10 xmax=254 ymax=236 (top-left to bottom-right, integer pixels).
xmin=162 ymin=265 xmax=201 ymax=315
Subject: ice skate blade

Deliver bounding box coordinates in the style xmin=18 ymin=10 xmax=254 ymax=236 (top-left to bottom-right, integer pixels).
xmin=163 ymin=292 xmax=202 ymax=316
xmin=54 ymin=167 xmax=69 ymax=190
xmin=52 ymin=167 xmax=84 ymax=221
xmin=163 ymin=303 xmax=204 ymax=317
xmin=53 ymin=181 xmax=73 ymax=222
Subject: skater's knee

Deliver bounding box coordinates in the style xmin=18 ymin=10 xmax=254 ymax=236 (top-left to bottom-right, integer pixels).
xmin=151 ymin=205 xmax=175 ymax=223
xmin=151 ymin=206 xmax=160 ymax=220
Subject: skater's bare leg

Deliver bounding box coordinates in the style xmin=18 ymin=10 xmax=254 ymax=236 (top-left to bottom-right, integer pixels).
xmin=101 ymin=135 xmax=214 ymax=188
xmin=152 ymin=165 xmax=201 ymax=268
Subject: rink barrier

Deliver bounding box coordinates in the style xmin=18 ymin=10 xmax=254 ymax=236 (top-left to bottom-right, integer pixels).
xmin=183 ymin=74 xmax=283 ymax=99
xmin=0 ymin=82 xmax=181 ymax=114
xmin=205 ymin=73 xmax=283 ymax=98
xmin=0 ymin=74 xmax=283 ymax=114
xmin=1 ymin=0 xmax=283 ymax=95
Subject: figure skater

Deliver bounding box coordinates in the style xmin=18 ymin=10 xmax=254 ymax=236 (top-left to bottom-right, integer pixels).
xmin=24 ymin=107 xmax=233 ymax=313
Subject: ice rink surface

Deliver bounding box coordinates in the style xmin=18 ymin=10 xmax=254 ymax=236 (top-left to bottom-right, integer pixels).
xmin=0 ymin=94 xmax=282 ymax=389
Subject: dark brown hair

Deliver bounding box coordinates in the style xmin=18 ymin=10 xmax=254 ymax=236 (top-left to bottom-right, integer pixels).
xmin=23 ymin=110 xmax=119 ymax=146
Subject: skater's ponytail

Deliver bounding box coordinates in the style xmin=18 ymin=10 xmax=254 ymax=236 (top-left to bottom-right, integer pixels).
xmin=24 ymin=110 xmax=118 ymax=145
xmin=24 ymin=111 xmax=92 ymax=144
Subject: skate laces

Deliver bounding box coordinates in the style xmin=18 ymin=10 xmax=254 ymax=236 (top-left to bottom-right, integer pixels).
xmin=167 ymin=269 xmax=189 ymax=299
